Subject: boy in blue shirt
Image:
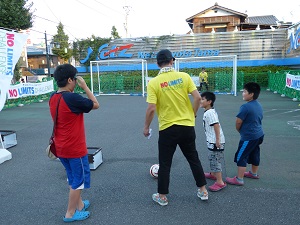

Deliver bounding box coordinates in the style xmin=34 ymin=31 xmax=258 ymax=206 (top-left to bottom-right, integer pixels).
xmin=226 ymin=82 xmax=264 ymax=185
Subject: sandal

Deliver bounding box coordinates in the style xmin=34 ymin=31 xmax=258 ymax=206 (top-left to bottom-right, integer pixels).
xmin=63 ymin=210 xmax=90 ymax=222
xmin=80 ymin=200 xmax=90 ymax=211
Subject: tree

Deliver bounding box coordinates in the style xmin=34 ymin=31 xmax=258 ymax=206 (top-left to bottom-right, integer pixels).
xmin=51 ymin=22 xmax=73 ymax=63
xmin=72 ymin=35 xmax=111 ymax=66
xmin=0 ymin=0 xmax=34 ymax=30
xmin=111 ymin=26 xmax=121 ymax=39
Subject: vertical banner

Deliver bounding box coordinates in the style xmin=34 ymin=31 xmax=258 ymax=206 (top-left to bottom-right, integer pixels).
xmin=0 ymin=29 xmax=28 ymax=111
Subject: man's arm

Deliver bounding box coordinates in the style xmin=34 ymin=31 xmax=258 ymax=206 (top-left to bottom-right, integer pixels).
xmin=190 ymin=89 xmax=201 ymax=117
xmin=143 ymin=103 xmax=156 ymax=137
xmin=236 ymin=117 xmax=243 ymax=132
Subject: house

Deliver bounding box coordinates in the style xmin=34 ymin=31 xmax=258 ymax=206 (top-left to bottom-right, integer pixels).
xmin=23 ymin=44 xmax=64 ymax=76
xmin=186 ymin=2 xmax=292 ymax=33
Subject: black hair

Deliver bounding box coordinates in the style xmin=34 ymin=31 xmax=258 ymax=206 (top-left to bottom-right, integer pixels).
xmin=244 ymin=82 xmax=261 ymax=99
xmin=157 ymin=59 xmax=172 ymax=67
xmin=156 ymin=49 xmax=175 ymax=67
xmin=200 ymin=91 xmax=216 ymax=107
xmin=54 ymin=64 xmax=77 ymax=87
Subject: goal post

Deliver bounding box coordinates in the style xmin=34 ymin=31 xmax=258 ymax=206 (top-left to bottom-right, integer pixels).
xmin=174 ymin=55 xmax=237 ymax=96
xmin=90 ymin=59 xmax=148 ymax=96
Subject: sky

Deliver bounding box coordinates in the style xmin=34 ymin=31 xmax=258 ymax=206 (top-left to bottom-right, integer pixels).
xmin=28 ymin=0 xmax=300 ymax=44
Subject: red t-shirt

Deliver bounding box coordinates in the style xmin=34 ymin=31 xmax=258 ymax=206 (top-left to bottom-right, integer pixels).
xmin=49 ymin=91 xmax=94 ymax=158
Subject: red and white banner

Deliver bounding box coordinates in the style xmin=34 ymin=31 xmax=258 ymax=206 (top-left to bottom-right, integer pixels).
xmin=7 ymin=81 xmax=54 ymax=99
xmin=286 ymin=73 xmax=300 ymax=91
xmin=0 ymin=29 xmax=28 ymax=111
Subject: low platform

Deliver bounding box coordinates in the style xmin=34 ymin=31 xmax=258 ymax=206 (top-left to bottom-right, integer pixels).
xmin=88 ymin=147 xmax=103 ymax=170
xmin=0 ymin=148 xmax=12 ymax=165
xmin=0 ymin=130 xmax=17 ymax=149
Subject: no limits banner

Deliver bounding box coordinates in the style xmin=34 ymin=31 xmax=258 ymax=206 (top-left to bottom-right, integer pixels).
xmin=286 ymin=73 xmax=300 ymax=91
xmin=7 ymin=81 xmax=54 ymax=99
xmin=0 ymin=29 xmax=28 ymax=111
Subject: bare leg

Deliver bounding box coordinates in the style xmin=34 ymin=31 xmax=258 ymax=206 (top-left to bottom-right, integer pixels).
xmin=212 ymin=172 xmax=224 ymax=185
xmin=251 ymin=165 xmax=259 ymax=174
xmin=198 ymin=185 xmax=207 ymax=193
xmin=65 ymin=188 xmax=82 ymax=218
xmin=237 ymin=166 xmax=247 ymax=179
xmin=158 ymin=194 xmax=167 ymax=201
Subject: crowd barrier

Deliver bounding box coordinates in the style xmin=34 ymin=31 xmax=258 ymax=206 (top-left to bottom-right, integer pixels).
xmin=3 ymin=70 xmax=300 ymax=109
xmin=268 ymin=70 xmax=300 ymax=100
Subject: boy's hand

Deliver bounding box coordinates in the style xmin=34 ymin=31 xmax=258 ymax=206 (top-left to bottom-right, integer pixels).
xmin=76 ymin=76 xmax=88 ymax=90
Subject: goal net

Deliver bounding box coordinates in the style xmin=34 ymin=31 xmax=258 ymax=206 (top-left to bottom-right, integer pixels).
xmin=90 ymin=59 xmax=148 ymax=96
xmin=174 ymin=55 xmax=237 ymax=96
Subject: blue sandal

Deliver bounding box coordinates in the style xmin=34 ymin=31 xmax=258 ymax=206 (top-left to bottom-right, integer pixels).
xmin=63 ymin=210 xmax=90 ymax=223
xmin=81 ymin=200 xmax=90 ymax=211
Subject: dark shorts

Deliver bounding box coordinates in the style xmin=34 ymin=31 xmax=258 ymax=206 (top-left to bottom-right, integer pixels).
xmin=59 ymin=155 xmax=91 ymax=190
xmin=234 ymin=135 xmax=264 ymax=167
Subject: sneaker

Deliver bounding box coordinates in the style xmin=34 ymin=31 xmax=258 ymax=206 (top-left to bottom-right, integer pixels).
xmin=204 ymin=172 xmax=217 ymax=180
xmin=226 ymin=176 xmax=244 ymax=186
xmin=209 ymin=182 xmax=227 ymax=192
xmin=197 ymin=190 xmax=209 ymax=201
xmin=152 ymin=193 xmax=168 ymax=206
xmin=244 ymin=171 xmax=259 ymax=179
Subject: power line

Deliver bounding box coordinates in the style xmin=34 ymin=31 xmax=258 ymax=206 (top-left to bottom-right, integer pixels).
xmin=74 ymin=0 xmax=111 ymax=18
xmin=93 ymin=0 xmax=124 ymax=16
xmin=41 ymin=0 xmax=77 ymax=39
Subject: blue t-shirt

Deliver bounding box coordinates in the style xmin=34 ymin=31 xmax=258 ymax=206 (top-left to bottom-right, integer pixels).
xmin=236 ymin=100 xmax=264 ymax=141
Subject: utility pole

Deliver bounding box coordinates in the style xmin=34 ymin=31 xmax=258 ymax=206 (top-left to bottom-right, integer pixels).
xmin=123 ymin=6 xmax=131 ymax=38
xmin=44 ymin=31 xmax=51 ymax=77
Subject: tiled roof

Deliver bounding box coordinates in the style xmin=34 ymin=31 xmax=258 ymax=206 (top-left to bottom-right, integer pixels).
xmin=243 ymin=15 xmax=278 ymax=25
xmin=186 ymin=3 xmax=247 ymax=22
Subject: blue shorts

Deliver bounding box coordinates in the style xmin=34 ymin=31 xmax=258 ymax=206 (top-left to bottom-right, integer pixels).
xmin=59 ymin=155 xmax=91 ymax=190
xmin=234 ymin=135 xmax=264 ymax=167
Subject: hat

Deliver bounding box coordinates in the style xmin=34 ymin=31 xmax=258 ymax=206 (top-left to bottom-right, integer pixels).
xmin=156 ymin=49 xmax=175 ymax=64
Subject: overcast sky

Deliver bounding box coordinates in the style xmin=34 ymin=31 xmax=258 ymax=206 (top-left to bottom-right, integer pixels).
xmin=29 ymin=0 xmax=299 ymax=44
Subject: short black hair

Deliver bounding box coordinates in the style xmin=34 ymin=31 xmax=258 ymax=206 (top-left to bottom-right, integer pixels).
xmin=200 ymin=91 xmax=216 ymax=107
xmin=244 ymin=82 xmax=261 ymax=99
xmin=54 ymin=64 xmax=77 ymax=87
xmin=156 ymin=49 xmax=175 ymax=67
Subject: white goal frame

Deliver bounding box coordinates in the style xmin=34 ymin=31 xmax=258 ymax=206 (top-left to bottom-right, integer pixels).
xmin=174 ymin=55 xmax=237 ymax=96
xmin=90 ymin=59 xmax=148 ymax=97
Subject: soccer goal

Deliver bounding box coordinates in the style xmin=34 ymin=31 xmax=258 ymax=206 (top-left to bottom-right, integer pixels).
xmin=90 ymin=59 xmax=148 ymax=96
xmin=174 ymin=55 xmax=237 ymax=96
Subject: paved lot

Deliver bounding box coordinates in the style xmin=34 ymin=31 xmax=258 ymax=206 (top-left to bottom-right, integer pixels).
xmin=0 ymin=91 xmax=299 ymax=225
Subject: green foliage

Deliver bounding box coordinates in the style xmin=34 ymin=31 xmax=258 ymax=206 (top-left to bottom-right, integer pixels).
xmin=13 ymin=58 xmax=23 ymax=82
xmin=72 ymin=35 xmax=111 ymax=66
xmin=51 ymin=22 xmax=73 ymax=62
xmin=0 ymin=0 xmax=33 ymax=30
xmin=147 ymin=65 xmax=292 ymax=90
xmin=111 ymin=26 xmax=121 ymax=39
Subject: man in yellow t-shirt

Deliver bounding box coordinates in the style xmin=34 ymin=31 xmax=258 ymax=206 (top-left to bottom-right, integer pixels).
xmin=198 ymin=67 xmax=209 ymax=92
xmin=143 ymin=49 xmax=208 ymax=206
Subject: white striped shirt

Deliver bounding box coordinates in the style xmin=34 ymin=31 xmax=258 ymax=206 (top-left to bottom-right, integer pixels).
xmin=203 ymin=108 xmax=225 ymax=144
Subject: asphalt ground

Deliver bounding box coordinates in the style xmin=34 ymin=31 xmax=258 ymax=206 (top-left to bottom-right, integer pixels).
xmin=0 ymin=90 xmax=299 ymax=225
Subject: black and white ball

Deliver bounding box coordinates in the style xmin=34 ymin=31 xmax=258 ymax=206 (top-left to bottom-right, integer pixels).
xmin=150 ymin=164 xmax=159 ymax=178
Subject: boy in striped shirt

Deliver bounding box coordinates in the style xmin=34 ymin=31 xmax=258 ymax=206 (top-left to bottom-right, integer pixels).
xmin=200 ymin=91 xmax=226 ymax=192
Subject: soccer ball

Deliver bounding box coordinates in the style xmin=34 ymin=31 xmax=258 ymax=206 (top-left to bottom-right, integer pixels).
xmin=150 ymin=164 xmax=159 ymax=178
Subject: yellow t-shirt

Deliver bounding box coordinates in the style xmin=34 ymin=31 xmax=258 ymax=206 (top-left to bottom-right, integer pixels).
xmin=147 ymin=69 xmax=197 ymax=131
xmin=199 ymin=71 xmax=208 ymax=83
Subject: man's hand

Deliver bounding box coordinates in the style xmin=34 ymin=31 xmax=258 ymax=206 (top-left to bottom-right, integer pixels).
xmin=143 ymin=127 xmax=151 ymax=138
